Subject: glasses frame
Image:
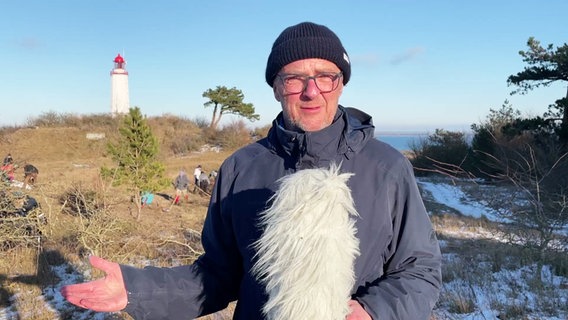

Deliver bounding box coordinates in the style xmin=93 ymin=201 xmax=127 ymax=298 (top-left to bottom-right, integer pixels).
xmin=276 ymin=71 xmax=343 ymax=94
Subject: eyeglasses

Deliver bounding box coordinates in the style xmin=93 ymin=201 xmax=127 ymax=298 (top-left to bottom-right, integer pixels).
xmin=276 ymin=72 xmax=343 ymax=94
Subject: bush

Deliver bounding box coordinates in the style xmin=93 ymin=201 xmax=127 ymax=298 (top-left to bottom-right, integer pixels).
xmin=147 ymin=114 xmax=204 ymax=156
xmin=0 ymin=187 xmax=44 ymax=250
xmin=59 ymin=183 xmax=104 ymax=218
xmin=192 ymin=116 xmax=210 ymax=129
xmin=251 ymin=124 xmax=272 ymax=140
xmin=25 ymin=111 xmax=120 ymax=130
xmin=410 ymin=129 xmax=473 ymax=176
xmin=204 ymin=120 xmax=253 ymax=150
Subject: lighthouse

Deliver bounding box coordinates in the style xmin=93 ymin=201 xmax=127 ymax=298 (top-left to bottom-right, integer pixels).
xmin=110 ymin=53 xmax=130 ymax=116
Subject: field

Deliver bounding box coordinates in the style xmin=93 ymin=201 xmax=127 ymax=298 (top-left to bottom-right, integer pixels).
xmin=0 ymin=124 xmax=236 ymax=319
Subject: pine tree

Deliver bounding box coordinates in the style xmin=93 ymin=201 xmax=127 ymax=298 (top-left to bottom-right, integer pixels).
xmin=202 ymin=85 xmax=259 ymax=129
xmin=507 ymin=37 xmax=568 ymax=146
xmin=102 ymin=107 xmax=167 ymax=220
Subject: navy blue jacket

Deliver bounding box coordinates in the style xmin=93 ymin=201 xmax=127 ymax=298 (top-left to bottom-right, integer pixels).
xmin=121 ymin=106 xmax=442 ymax=319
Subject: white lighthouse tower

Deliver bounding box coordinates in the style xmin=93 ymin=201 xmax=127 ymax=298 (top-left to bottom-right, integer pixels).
xmin=110 ymin=53 xmax=130 ymax=116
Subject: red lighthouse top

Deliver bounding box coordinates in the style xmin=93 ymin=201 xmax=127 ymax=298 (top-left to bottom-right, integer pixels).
xmin=113 ymin=54 xmax=125 ymax=69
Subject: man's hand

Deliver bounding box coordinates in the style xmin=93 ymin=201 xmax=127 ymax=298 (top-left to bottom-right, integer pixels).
xmin=61 ymin=256 xmax=128 ymax=312
xmin=346 ymin=299 xmax=372 ymax=320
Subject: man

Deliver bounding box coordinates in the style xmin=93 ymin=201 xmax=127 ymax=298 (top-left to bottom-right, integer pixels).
xmin=23 ymin=164 xmax=39 ymax=189
xmin=208 ymin=169 xmax=218 ymax=191
xmin=61 ymin=22 xmax=442 ymax=319
xmin=192 ymin=164 xmax=202 ymax=193
xmin=2 ymin=153 xmax=13 ymax=166
xmin=0 ymin=160 xmax=15 ymax=183
xmin=173 ymin=169 xmax=190 ymax=204
xmin=198 ymin=170 xmax=210 ymax=193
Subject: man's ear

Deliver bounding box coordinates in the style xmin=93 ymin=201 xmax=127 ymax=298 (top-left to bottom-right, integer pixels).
xmin=273 ymin=86 xmax=282 ymax=102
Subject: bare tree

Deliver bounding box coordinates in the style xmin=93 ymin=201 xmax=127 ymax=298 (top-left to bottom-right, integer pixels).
xmin=480 ymin=138 xmax=568 ymax=280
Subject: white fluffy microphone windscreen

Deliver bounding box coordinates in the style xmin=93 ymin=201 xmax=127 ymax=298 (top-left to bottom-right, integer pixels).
xmin=252 ymin=164 xmax=360 ymax=320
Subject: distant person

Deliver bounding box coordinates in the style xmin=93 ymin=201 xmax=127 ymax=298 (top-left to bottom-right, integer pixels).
xmin=198 ymin=171 xmax=210 ymax=193
xmin=23 ymin=164 xmax=38 ymax=189
xmin=3 ymin=153 xmax=13 ymax=166
xmin=1 ymin=161 xmax=16 ymax=183
xmin=1 ymin=153 xmax=15 ymax=183
xmin=61 ymin=21 xmax=441 ymax=319
xmin=208 ymin=169 xmax=218 ymax=190
xmin=15 ymin=193 xmax=39 ymax=217
xmin=173 ymin=170 xmax=190 ymax=204
xmin=192 ymin=165 xmax=202 ymax=193
xmin=140 ymin=191 xmax=154 ymax=208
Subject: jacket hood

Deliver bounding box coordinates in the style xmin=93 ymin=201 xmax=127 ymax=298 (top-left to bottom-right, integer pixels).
xmin=265 ymin=106 xmax=375 ymax=168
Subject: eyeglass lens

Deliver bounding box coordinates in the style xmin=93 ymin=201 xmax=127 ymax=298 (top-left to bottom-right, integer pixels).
xmin=280 ymin=73 xmax=342 ymax=94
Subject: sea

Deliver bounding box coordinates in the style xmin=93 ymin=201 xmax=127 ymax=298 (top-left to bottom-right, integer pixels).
xmin=376 ymin=133 xmax=427 ymax=152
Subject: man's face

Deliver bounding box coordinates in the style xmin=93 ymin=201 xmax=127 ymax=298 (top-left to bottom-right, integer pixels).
xmin=273 ymin=58 xmax=343 ymax=132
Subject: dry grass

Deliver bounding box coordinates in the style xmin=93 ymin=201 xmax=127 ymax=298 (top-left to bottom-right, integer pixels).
xmin=0 ymin=121 xmax=239 ymax=319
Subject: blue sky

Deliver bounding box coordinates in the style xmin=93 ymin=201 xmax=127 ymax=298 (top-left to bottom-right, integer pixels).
xmin=1 ymin=0 xmax=566 ymax=132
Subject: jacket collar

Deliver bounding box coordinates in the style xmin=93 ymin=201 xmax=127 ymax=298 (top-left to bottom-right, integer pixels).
xmin=266 ymin=106 xmax=375 ymax=168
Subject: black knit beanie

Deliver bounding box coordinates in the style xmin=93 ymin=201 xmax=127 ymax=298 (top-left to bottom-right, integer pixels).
xmin=265 ymin=22 xmax=351 ymax=87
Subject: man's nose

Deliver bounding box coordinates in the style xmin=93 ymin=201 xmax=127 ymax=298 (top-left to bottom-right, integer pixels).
xmin=302 ymin=78 xmax=320 ymax=98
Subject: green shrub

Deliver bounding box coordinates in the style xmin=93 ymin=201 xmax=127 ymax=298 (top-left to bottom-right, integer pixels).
xmin=410 ymin=129 xmax=473 ymax=176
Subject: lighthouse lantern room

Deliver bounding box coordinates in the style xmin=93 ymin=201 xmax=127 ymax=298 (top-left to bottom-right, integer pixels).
xmin=110 ymin=53 xmax=130 ymax=116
